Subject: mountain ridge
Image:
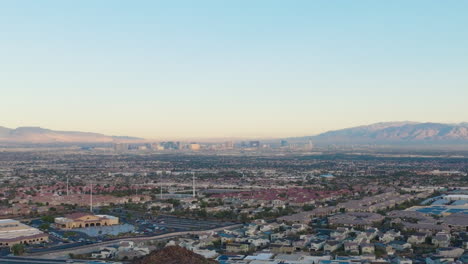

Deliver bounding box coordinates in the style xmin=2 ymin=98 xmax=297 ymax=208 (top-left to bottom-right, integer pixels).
xmin=2 ymin=122 xmax=468 ymax=145
xmin=0 ymin=126 xmax=142 ymax=143
xmin=302 ymin=121 xmax=468 ymax=145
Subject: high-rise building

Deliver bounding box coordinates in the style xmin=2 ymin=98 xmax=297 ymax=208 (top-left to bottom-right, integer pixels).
xmin=113 ymin=143 xmax=129 ymax=151
xmin=305 ymin=140 xmax=314 ymax=150
xmin=161 ymin=141 xmax=179 ymax=150
xmin=224 ymin=141 xmax=234 ymax=149
xmin=249 ymin=141 xmax=260 ymax=148
xmin=189 ymin=143 xmax=201 ymax=151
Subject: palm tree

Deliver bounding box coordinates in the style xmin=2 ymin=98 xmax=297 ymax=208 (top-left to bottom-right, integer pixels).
xmin=12 ymin=244 xmax=25 ymax=256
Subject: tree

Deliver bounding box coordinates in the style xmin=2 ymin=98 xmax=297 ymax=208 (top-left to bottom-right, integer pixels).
xmin=196 ymin=209 xmax=207 ymax=218
xmin=302 ymin=204 xmax=315 ymax=211
xmin=41 ymin=215 xmax=54 ymax=223
xmin=12 ymin=244 xmax=25 ymax=256
xmin=239 ymin=213 xmax=249 ymax=223
xmin=39 ymin=223 xmax=50 ymax=230
xmin=166 ymin=199 xmax=181 ymax=207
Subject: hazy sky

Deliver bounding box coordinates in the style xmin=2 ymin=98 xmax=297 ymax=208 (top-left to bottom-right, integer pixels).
xmin=1 ymin=1 xmax=467 ymax=139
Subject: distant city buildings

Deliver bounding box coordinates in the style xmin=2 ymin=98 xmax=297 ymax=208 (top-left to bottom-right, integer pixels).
xmin=249 ymin=141 xmax=260 ymax=148
xmin=113 ymin=143 xmax=129 ymax=152
xmin=112 ymin=139 xmax=316 ymax=152
xmin=188 ymin=143 xmax=201 ymax=151
xmin=224 ymin=141 xmax=234 ymax=149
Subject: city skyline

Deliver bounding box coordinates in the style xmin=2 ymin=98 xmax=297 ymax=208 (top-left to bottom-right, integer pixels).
xmin=2 ymin=1 xmax=468 ymax=138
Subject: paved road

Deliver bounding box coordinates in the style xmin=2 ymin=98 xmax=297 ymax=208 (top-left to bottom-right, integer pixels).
xmin=26 ymin=224 xmax=242 ymax=257
xmin=28 ymin=242 xmax=89 ymax=254
xmin=0 ymin=256 xmax=110 ymax=264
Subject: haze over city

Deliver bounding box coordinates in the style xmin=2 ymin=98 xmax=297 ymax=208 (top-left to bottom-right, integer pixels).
xmin=2 ymin=1 xmax=468 ymax=139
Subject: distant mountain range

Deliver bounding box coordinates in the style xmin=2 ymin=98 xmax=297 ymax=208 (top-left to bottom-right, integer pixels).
xmin=2 ymin=122 xmax=468 ymax=146
xmin=301 ymin=122 xmax=468 ymax=145
xmin=0 ymin=126 xmax=141 ymax=144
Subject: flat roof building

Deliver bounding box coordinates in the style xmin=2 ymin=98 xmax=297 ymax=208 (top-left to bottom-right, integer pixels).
xmin=0 ymin=219 xmax=48 ymax=247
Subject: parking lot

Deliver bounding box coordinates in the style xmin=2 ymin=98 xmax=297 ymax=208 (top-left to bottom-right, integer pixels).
xmin=25 ymin=212 xmax=236 ymax=254
xmin=409 ymin=205 xmax=468 ymax=215
xmin=0 ymin=256 xmax=121 ymax=264
xmin=134 ymin=215 xmax=236 ymax=234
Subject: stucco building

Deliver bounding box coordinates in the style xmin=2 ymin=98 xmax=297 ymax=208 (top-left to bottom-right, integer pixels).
xmin=0 ymin=219 xmax=48 ymax=247
xmin=54 ymin=212 xmax=119 ymax=229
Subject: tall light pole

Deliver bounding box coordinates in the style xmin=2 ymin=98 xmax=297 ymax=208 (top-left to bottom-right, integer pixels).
xmin=90 ymin=182 xmax=93 ymax=213
xmin=192 ymin=172 xmax=196 ymax=198
xmin=160 ymin=174 xmax=163 ymax=200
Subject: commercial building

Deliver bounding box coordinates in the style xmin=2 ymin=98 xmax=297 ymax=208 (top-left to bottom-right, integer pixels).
xmin=189 ymin=143 xmax=201 ymax=151
xmin=0 ymin=219 xmax=48 ymax=247
xmin=54 ymin=212 xmax=119 ymax=229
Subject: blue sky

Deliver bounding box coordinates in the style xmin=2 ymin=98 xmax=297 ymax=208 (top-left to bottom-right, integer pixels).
xmin=1 ymin=1 xmax=467 ymax=139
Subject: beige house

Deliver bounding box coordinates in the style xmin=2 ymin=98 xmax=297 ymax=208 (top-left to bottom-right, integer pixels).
xmin=226 ymin=242 xmax=250 ymax=253
xmin=55 ymin=212 xmax=119 ymax=229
